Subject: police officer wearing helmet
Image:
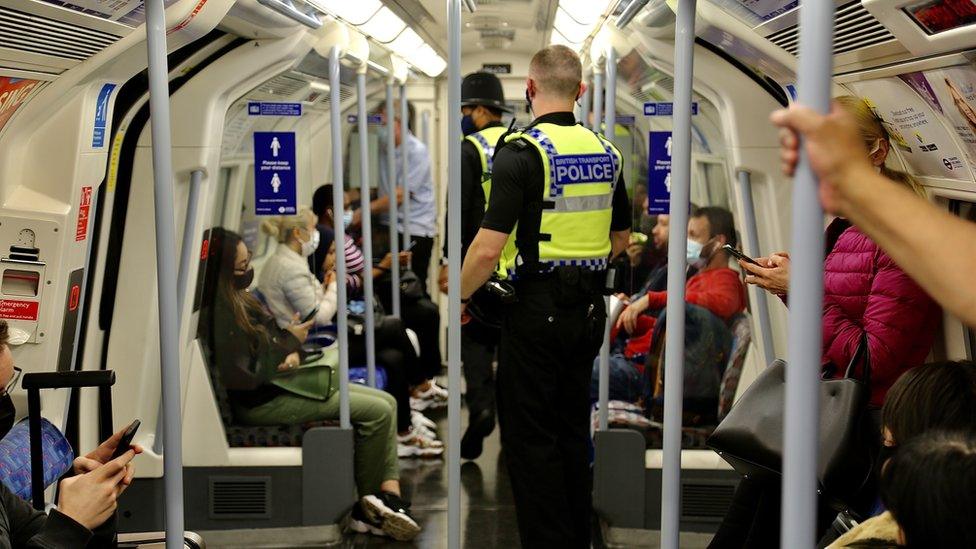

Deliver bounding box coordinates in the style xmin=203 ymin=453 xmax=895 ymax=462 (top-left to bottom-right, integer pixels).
xmin=460 ymin=46 xmax=631 ymax=546
xmin=439 ymin=71 xmax=513 ymax=461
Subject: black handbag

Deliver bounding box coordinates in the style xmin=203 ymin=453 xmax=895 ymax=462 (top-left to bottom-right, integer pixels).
xmin=399 ymin=269 xmax=427 ymax=301
xmin=707 ymin=335 xmax=876 ymax=503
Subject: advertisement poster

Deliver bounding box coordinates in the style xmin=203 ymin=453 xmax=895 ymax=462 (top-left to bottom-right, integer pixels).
xmin=0 ymin=78 xmax=44 ymax=134
xmin=900 ymin=66 xmax=976 ymax=172
xmin=850 ymin=77 xmax=968 ymax=180
xmin=41 ymin=0 xmax=177 ymax=26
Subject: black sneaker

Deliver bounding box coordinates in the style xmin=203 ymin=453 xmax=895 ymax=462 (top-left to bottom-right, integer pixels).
xmin=346 ymin=502 xmax=385 ymax=537
xmin=460 ymin=409 xmax=495 ymax=461
xmin=361 ymin=492 xmax=421 ymax=541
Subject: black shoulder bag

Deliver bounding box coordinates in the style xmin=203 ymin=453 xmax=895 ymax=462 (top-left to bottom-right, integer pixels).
xmin=707 ymin=335 xmax=876 ymax=505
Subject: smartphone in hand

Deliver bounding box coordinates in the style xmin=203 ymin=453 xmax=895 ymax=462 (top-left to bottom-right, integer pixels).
xmin=111 ymin=420 xmax=141 ymax=459
xmin=722 ymin=244 xmax=762 ymax=267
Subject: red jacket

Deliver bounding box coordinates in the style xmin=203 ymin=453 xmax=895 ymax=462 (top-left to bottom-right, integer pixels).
xmin=615 ymin=268 xmax=747 ymax=359
xmin=821 ymin=226 xmax=941 ymax=407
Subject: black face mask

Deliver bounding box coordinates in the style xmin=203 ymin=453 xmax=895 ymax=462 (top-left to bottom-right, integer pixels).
xmin=0 ymin=394 xmax=15 ymax=439
xmin=233 ymin=268 xmax=255 ymax=290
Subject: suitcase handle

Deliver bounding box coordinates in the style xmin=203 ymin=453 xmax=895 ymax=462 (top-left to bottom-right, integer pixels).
xmin=22 ymin=370 xmax=116 ymax=510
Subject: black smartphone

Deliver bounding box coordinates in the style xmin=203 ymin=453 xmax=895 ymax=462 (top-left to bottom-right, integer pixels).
xmin=111 ymin=419 xmax=140 ymax=459
xmin=722 ymin=244 xmax=761 ymax=267
xmin=301 ymin=307 xmax=319 ymax=323
xmin=404 ymin=240 xmax=417 ymax=252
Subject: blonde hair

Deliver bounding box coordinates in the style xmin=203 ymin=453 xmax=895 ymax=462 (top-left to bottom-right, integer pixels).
xmin=260 ymin=208 xmax=316 ymax=243
xmin=529 ymin=45 xmax=583 ymax=100
xmin=836 ymin=95 xmax=926 ymax=199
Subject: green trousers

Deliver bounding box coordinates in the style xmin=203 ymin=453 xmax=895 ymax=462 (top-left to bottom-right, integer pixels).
xmin=236 ymin=378 xmax=399 ymax=497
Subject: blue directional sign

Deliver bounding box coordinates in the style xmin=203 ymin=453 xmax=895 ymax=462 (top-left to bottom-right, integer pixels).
xmin=253 ymin=132 xmax=297 ymax=216
xmin=248 ymin=102 xmax=302 ymax=117
xmin=648 ymin=131 xmax=672 ymax=214
xmin=92 ymin=83 xmax=116 ymax=147
xmin=643 ymin=102 xmax=698 ymax=116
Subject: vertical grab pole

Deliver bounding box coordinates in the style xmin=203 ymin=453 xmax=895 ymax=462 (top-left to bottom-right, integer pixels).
xmin=330 ymin=46 xmax=351 ymax=429
xmin=736 ymin=170 xmax=775 ymax=365
xmin=144 ymin=0 xmax=186 ymax=545
xmin=661 ymin=2 xmax=696 ymax=548
xmin=781 ymin=3 xmax=833 ymax=547
xmin=597 ymin=47 xmax=617 ymax=432
xmin=592 ymin=67 xmax=604 ymax=133
xmin=386 ymin=82 xmax=402 ymax=318
xmin=153 ymin=168 xmax=205 ymax=455
xmin=447 ymin=3 xmax=463 ymax=548
xmin=357 ymin=69 xmax=377 ymax=387
xmin=399 ymin=85 xmax=412 ymax=253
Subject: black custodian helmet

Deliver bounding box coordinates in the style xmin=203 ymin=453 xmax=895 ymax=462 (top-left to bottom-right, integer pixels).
xmin=461 ymin=72 xmax=512 ymax=113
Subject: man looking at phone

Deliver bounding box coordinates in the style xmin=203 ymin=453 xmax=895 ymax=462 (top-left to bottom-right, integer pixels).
xmin=0 ymin=319 xmax=142 ymax=547
xmin=616 ymin=207 xmax=747 ymax=352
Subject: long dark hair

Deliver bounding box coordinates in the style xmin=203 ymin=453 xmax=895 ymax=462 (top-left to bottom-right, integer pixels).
xmin=882 ymin=361 xmax=976 ymax=445
xmin=201 ymin=227 xmax=269 ymax=346
xmin=881 ymin=430 xmax=976 ymax=548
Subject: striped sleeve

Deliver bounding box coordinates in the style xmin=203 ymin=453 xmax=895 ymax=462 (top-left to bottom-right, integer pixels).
xmin=344 ymin=236 xmax=365 ymax=293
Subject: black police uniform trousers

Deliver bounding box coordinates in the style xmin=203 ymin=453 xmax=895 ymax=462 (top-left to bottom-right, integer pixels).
xmin=462 ymin=318 xmax=498 ymax=426
xmin=497 ymin=277 xmax=606 ymax=548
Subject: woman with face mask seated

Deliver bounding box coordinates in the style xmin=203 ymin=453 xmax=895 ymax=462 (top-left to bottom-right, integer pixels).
xmin=200 ymin=228 xmax=423 ymax=540
xmin=256 ymin=212 xmax=443 ymax=457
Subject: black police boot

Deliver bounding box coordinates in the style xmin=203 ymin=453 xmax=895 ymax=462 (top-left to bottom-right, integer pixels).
xmin=461 ymin=408 xmax=496 ymax=460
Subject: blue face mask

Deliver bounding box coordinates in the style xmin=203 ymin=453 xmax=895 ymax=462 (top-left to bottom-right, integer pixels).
xmin=686 ymin=238 xmax=704 ymax=263
xmin=461 ymin=115 xmax=477 ymax=136
xmin=342 ymin=209 xmax=354 ymax=227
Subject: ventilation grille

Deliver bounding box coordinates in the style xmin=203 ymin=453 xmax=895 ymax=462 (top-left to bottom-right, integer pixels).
xmin=255 ymin=74 xmax=309 ymax=97
xmin=316 ymin=85 xmax=355 ymax=108
xmin=0 ymin=6 xmax=121 ymax=61
xmin=209 ymin=477 xmax=271 ymax=519
xmin=767 ymin=1 xmax=895 ymax=57
xmin=682 ymin=482 xmax=736 ymax=521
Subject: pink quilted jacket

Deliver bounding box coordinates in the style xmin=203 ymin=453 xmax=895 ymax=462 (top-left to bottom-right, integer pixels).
xmin=821 ymin=226 xmax=941 ymax=407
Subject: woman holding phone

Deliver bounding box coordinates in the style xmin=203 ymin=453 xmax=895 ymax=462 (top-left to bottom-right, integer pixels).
xmin=711 ymin=97 xmax=942 ymax=548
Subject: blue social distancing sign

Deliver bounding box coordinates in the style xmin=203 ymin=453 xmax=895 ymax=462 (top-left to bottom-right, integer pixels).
xmin=248 ymin=102 xmax=302 ymax=117
xmin=648 ymin=131 xmax=672 ymax=214
xmin=253 ymin=132 xmax=297 ymax=216
xmin=643 ymin=102 xmax=698 ymax=116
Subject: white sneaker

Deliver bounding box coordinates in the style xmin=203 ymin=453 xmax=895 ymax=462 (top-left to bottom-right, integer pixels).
xmin=410 ymin=382 xmax=448 ymax=411
xmin=411 ymin=410 xmax=437 ymax=434
xmin=397 ymin=429 xmax=444 ymax=458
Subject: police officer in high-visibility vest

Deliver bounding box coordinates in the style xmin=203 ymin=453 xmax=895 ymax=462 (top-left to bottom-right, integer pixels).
xmin=439 ymin=71 xmax=512 ymax=461
xmin=460 ymin=45 xmax=631 ymax=547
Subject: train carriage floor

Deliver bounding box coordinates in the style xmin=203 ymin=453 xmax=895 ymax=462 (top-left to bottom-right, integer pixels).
xmin=331 ymin=378 xmax=715 ymax=549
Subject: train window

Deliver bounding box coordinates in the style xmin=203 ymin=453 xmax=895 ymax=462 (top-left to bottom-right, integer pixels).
xmin=693 ymin=159 xmax=732 ymax=211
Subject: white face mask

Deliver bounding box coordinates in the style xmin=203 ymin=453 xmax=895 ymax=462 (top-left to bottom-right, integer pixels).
xmin=342 ymin=209 xmax=354 ymax=227
xmin=300 ymin=229 xmax=319 ymax=258
xmin=686 ymin=238 xmax=704 ymax=263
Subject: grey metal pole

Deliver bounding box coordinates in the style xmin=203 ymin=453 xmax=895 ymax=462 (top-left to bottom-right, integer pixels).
xmin=592 ymin=69 xmax=603 ymax=133
xmin=661 ymin=1 xmax=696 ymax=548
xmin=781 ymin=3 xmax=833 ymax=547
xmin=153 ymin=168 xmax=204 ymax=455
xmin=736 ymin=170 xmax=775 ymax=365
xmin=597 ymin=49 xmax=617 ymax=432
xmin=145 ymin=0 xmax=185 ymax=545
xmin=357 ymin=72 xmax=377 ymax=388
xmin=399 ymin=85 xmax=411 ymax=251
xmin=386 ymin=82 xmax=402 ymax=318
xmin=447 ymin=2 xmax=463 ymax=547
xmin=330 ymin=46 xmax=351 ymax=429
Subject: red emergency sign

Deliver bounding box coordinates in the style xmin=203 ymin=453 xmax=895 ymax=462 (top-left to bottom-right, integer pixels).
xmin=0 ymin=300 xmax=39 ymax=321
xmin=76 ymin=186 xmax=92 ymax=241
xmin=69 ymin=285 xmax=80 ymax=311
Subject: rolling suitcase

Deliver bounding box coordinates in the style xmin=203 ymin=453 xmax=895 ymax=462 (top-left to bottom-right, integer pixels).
xmin=22 ymin=370 xmax=205 ymax=548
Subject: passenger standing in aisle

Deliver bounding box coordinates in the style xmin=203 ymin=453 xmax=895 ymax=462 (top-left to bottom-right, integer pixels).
xmin=364 ymin=101 xmax=438 ymax=294
xmin=439 ymin=71 xmax=512 ymax=460
xmin=460 ymin=45 xmax=632 ymax=547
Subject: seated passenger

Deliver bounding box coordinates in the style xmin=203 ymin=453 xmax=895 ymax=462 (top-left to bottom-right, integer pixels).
xmin=740 ymin=97 xmax=942 ymax=409
xmin=615 ymin=206 xmax=747 ymax=360
xmin=312 ymin=184 xmax=448 ymax=413
xmin=0 ymin=320 xmax=141 ymax=547
xmin=199 ymin=229 xmax=422 ymax=540
xmin=825 ymin=360 xmax=976 ymax=548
